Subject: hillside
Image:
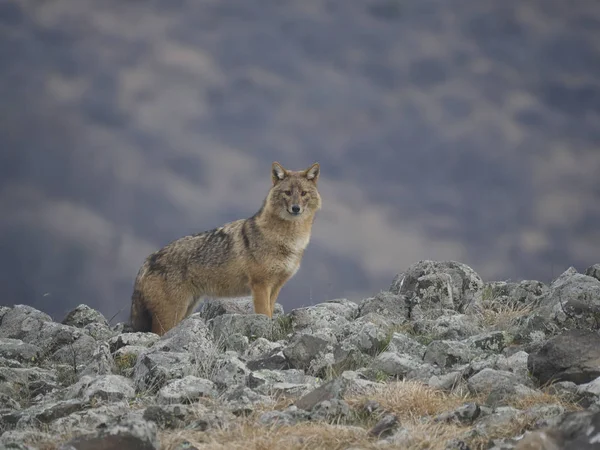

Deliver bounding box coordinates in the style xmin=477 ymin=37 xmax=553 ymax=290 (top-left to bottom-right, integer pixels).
xmin=1 ymin=260 xmax=600 ymax=449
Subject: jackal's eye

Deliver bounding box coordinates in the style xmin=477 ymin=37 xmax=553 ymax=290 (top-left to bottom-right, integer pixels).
xmin=284 ymin=190 xmax=292 ymax=196
xmin=301 ymin=191 xmax=307 ymax=196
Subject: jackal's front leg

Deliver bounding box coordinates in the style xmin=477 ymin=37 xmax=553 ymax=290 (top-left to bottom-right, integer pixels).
xmin=251 ymin=283 xmax=272 ymax=318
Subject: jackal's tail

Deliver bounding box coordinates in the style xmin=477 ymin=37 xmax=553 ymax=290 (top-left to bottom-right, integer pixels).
xmin=130 ymin=288 xmax=152 ymax=332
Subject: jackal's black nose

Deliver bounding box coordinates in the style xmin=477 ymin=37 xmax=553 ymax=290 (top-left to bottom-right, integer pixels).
xmin=291 ymin=205 xmax=301 ymax=214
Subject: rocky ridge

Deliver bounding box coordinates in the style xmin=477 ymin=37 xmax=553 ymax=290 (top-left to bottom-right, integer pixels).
xmin=1 ymin=260 xmax=600 ymax=449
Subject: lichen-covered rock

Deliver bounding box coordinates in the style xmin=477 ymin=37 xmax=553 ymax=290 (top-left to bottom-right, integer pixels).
xmin=13 ymin=399 xmax=86 ymax=429
xmin=132 ymin=351 xmax=196 ymax=392
xmin=371 ymin=351 xmax=424 ymax=378
xmin=66 ymin=374 xmax=135 ymax=402
xmin=0 ymin=338 xmax=43 ymax=365
xmin=0 ymin=305 xmax=53 ymax=340
xmin=357 ymin=291 xmax=408 ymax=322
xmin=247 ymin=369 xmax=319 ymax=397
xmin=423 ymin=339 xmax=483 ymax=369
xmin=385 ymin=332 xmax=427 ymax=359
xmin=390 ymin=260 xmax=484 ymax=315
xmin=151 ymin=315 xmax=214 ymax=354
xmin=0 ymin=366 xmax=58 ymax=400
xmin=197 ymin=296 xmax=284 ymax=321
xmin=58 ymin=416 xmax=159 ymax=450
xmin=79 ymin=342 xmax=115 ymax=378
xmin=289 ymin=299 xmax=359 ymax=334
xmin=62 ymin=304 xmax=109 ymax=329
xmin=157 ymin=376 xmax=217 ymax=404
xmin=108 ymin=332 xmax=160 ymax=353
xmin=209 ymin=313 xmax=279 ymax=347
xmin=467 ymin=368 xmax=524 ymax=395
xmin=586 ymin=264 xmax=600 ymax=282
xmin=540 ymin=267 xmax=600 ymax=331
xmin=283 ymin=331 xmax=337 ymax=371
xmin=528 ymin=329 xmax=600 ymax=385
xmin=210 ymin=353 xmax=251 ymax=390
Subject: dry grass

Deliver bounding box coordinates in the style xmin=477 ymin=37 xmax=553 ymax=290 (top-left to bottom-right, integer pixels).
xmin=6 ymin=379 xmax=580 ymax=450
xmin=476 ymin=300 xmax=534 ymax=330
xmin=158 ymin=379 xmax=583 ymax=450
xmin=348 ymin=379 xmax=471 ymax=421
xmin=508 ymin=388 xmax=582 ymax=412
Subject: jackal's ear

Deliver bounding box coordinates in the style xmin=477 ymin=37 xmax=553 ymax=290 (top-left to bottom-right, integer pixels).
xmin=305 ymin=162 xmax=320 ymax=182
xmin=272 ymin=162 xmax=287 ymax=184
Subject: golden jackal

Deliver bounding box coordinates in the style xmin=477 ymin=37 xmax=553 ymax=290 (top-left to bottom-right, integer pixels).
xmin=129 ymin=162 xmax=322 ymax=335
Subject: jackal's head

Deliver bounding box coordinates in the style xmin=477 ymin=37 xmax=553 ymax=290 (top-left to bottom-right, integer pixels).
xmin=267 ymin=162 xmax=322 ymax=220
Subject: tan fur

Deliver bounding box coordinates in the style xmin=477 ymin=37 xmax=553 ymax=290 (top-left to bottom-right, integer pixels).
xmin=129 ymin=162 xmax=322 ymax=336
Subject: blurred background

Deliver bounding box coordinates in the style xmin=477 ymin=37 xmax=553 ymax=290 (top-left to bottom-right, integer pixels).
xmin=1 ymin=0 xmax=599 ymax=324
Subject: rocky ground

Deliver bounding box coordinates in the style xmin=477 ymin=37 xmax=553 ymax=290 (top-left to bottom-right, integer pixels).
xmin=1 ymin=260 xmax=600 ymax=450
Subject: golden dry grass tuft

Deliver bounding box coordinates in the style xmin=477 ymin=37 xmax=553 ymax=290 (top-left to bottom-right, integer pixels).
xmin=477 ymin=299 xmax=534 ymax=330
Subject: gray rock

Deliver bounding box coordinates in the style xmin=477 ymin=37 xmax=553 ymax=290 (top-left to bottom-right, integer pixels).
xmin=108 ymin=332 xmax=160 ymax=353
xmin=209 ymin=313 xmax=279 ymax=347
xmin=357 ymin=291 xmax=408 ymax=322
xmin=338 ymin=320 xmax=390 ymax=355
xmin=496 ymin=351 xmax=529 ymax=380
xmin=435 ymin=403 xmax=481 ymax=424
xmin=62 ymin=304 xmax=109 ymax=328
xmin=210 ymin=353 xmax=250 ymax=390
xmin=428 ymin=372 xmax=464 ymax=392
xmin=0 ymin=305 xmax=53 ymax=340
xmin=142 ymin=404 xmax=191 ymax=429
xmin=528 ymin=329 xmax=600 ymax=385
xmin=586 ymin=264 xmax=600 ymax=282
xmin=541 ymin=267 xmax=600 ymax=330
xmin=0 ymin=338 xmax=43 ymax=365
xmin=66 ymin=374 xmax=135 ymax=402
xmin=0 ymin=430 xmax=55 ymax=449
xmin=246 ymin=349 xmax=290 ymax=371
xmin=339 ymin=370 xmax=383 ymax=396
xmin=371 ymin=351 xmax=423 ymax=378
xmin=467 ymin=368 xmax=522 ymax=394
xmin=151 ymin=315 xmax=214 ymax=354
xmin=133 ymin=351 xmax=196 ymax=392
xmin=390 ymin=260 xmax=484 ymax=314
xmin=309 ymin=398 xmax=351 ymax=422
xmin=113 ymin=345 xmax=148 ymax=376
xmin=295 ymin=377 xmax=348 ymax=411
xmin=423 ymin=340 xmax=482 ymax=368
xmin=83 ymin=322 xmax=115 ymax=342
xmin=247 ymin=369 xmax=319 ymax=396
xmin=468 ymin=331 xmax=507 ymax=354
xmin=484 ymin=280 xmax=550 ymax=307
xmin=259 ymin=407 xmax=309 ymax=427
xmin=484 ymin=383 xmax=541 ymax=408
xmin=79 ymin=342 xmax=115 ymax=378
xmin=283 ymin=331 xmax=337 ymax=371
xmin=157 ymin=376 xmax=217 ymax=404
xmin=50 ymin=402 xmax=131 ymax=433
xmin=224 ymin=385 xmax=273 ymax=416
xmin=0 ymin=392 xmax=21 ymax=410
xmin=197 ymin=296 xmax=284 ymax=321
xmin=3 ymin=318 xmax=97 ymax=367
xmin=289 ymin=299 xmax=358 ymax=334
xmin=0 ymin=366 xmax=58 ymax=400
xmin=14 ymin=399 xmax=86 ymax=428
xmin=243 ymin=337 xmax=283 ymax=361
xmin=368 ymin=413 xmax=399 ymax=438
xmin=419 ymin=314 xmax=482 ymax=341
xmin=384 ymin=332 xmax=426 ymax=359
xmin=58 ymin=417 xmax=158 ymax=450
xmin=472 ymin=406 xmax=524 ymax=437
